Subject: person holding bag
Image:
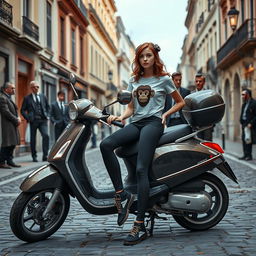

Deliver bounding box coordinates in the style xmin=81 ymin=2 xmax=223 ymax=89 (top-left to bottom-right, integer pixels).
xmin=239 ymin=89 xmax=256 ymax=161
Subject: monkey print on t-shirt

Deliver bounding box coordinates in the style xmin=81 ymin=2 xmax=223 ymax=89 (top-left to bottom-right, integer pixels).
xmin=133 ymin=85 xmax=155 ymax=107
xmin=127 ymin=76 xmax=176 ymax=122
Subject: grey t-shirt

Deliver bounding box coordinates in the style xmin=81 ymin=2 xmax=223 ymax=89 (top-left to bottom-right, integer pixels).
xmin=127 ymin=75 xmax=176 ymax=122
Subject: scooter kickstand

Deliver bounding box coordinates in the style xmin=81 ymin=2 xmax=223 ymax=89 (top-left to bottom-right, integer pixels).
xmin=146 ymin=213 xmax=156 ymax=237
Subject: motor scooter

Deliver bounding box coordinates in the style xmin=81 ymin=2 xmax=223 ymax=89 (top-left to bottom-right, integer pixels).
xmin=9 ymin=73 xmax=238 ymax=243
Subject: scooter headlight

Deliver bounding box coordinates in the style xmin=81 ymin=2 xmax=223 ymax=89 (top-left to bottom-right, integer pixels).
xmin=68 ymin=99 xmax=93 ymax=120
xmin=68 ymin=102 xmax=78 ymax=120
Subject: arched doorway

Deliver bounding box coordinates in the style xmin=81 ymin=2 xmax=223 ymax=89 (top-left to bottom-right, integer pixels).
xmin=233 ymin=73 xmax=241 ymax=141
xmin=224 ymin=79 xmax=231 ymax=139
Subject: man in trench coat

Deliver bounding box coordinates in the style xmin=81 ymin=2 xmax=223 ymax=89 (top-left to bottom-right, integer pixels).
xmin=0 ymin=82 xmax=21 ymax=168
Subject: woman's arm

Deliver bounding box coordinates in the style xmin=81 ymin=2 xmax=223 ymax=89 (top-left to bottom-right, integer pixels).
xmin=107 ymin=101 xmax=134 ymax=124
xmin=162 ymin=90 xmax=185 ymax=125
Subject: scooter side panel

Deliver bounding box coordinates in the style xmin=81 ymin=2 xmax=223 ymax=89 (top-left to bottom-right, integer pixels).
xmin=152 ymin=142 xmax=221 ymax=187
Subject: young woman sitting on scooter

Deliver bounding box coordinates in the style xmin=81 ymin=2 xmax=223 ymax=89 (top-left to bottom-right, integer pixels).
xmin=100 ymin=42 xmax=185 ymax=245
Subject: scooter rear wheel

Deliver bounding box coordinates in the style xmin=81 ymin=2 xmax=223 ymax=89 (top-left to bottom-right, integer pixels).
xmin=9 ymin=189 xmax=70 ymax=242
xmin=172 ymin=173 xmax=229 ymax=231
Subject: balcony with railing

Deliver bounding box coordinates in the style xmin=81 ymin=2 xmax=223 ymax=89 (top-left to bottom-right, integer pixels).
xmin=217 ymin=19 xmax=256 ymax=69
xmin=0 ymin=0 xmax=13 ymax=26
xmin=195 ymin=12 xmax=204 ymax=33
xmin=22 ymin=16 xmax=39 ymax=42
xmin=74 ymin=0 xmax=88 ymax=23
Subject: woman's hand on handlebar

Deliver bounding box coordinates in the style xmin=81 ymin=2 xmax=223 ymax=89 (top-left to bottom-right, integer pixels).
xmin=107 ymin=115 xmax=122 ymax=125
xmin=161 ymin=113 xmax=168 ymax=126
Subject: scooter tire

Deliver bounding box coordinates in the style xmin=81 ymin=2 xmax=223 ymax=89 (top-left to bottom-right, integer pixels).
xmin=9 ymin=189 xmax=70 ymax=242
xmin=172 ymin=173 xmax=229 ymax=231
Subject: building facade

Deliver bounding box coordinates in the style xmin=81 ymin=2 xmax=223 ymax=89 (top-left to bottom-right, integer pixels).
xmin=116 ymin=16 xmax=135 ymax=116
xmin=0 ymin=0 xmax=42 ymax=151
xmin=217 ymin=0 xmax=256 ymax=141
xmin=180 ymin=0 xmax=255 ymax=142
xmin=84 ymin=0 xmax=118 ymax=110
xmin=181 ymin=0 xmax=220 ymax=91
xmin=0 ymin=0 xmax=134 ymax=152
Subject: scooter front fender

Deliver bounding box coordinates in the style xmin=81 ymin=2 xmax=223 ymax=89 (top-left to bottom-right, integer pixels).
xmin=20 ymin=164 xmax=64 ymax=192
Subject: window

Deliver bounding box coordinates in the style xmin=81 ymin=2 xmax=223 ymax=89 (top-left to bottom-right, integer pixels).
xmin=214 ymin=32 xmax=217 ymax=52
xmin=95 ymin=51 xmax=98 ymax=76
xmin=80 ymin=35 xmax=84 ymax=74
xmin=224 ymin=19 xmax=227 ymax=41
xmin=60 ymin=17 xmax=65 ymax=57
xmin=240 ymin=0 xmax=244 ymax=23
xmin=99 ymin=55 xmax=101 ymax=79
xmin=23 ymin=0 xmax=29 ymax=17
xmin=71 ymin=28 xmax=76 ymax=65
xmin=250 ymin=0 xmax=254 ymax=19
xmin=0 ymin=53 xmax=8 ymax=87
xmin=46 ymin=1 xmax=52 ymax=49
xmin=90 ymin=46 xmax=93 ymax=73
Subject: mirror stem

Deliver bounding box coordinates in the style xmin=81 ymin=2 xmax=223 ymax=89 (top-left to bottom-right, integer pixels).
xmin=104 ymin=100 xmax=118 ymax=109
xmin=70 ymin=82 xmax=79 ymax=100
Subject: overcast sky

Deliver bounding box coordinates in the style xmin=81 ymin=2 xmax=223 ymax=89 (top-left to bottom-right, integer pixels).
xmin=115 ymin=0 xmax=188 ymax=73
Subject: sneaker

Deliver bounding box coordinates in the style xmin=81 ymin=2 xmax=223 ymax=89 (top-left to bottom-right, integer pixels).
xmin=123 ymin=222 xmax=148 ymax=246
xmin=115 ymin=192 xmax=134 ymax=226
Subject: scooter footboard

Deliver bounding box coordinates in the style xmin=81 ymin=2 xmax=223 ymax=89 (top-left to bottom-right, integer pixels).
xmin=20 ymin=165 xmax=64 ymax=192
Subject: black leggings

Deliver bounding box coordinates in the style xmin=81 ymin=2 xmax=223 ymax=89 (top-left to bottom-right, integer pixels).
xmin=100 ymin=116 xmax=164 ymax=221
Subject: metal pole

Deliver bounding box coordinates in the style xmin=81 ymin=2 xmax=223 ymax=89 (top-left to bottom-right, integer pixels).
xmin=222 ymin=131 xmax=226 ymax=150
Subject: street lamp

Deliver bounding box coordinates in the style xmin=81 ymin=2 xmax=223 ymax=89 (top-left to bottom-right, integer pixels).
xmin=227 ymin=7 xmax=239 ymax=31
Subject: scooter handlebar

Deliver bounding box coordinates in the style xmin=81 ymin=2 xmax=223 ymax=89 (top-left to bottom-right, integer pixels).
xmin=111 ymin=120 xmax=124 ymax=128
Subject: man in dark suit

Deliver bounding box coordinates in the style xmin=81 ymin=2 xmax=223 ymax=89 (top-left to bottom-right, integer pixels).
xmin=0 ymin=82 xmax=21 ymax=168
xmin=164 ymin=72 xmax=190 ymax=126
xmin=21 ymin=81 xmax=50 ymax=162
xmin=239 ymin=89 xmax=256 ymax=161
xmin=194 ymin=73 xmax=213 ymax=141
xmin=50 ymin=90 xmax=69 ymax=141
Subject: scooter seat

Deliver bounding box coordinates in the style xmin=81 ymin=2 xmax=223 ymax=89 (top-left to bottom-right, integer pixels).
xmin=116 ymin=124 xmax=192 ymax=158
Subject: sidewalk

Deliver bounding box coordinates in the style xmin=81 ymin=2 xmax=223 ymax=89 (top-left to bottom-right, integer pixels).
xmin=1 ymin=137 xmax=255 ymax=180
xmin=0 ymin=137 xmax=98 ymax=180
xmin=213 ymin=136 xmax=256 ymax=161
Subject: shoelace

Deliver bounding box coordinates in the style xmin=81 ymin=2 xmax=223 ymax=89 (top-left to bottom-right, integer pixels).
xmin=130 ymin=225 xmax=140 ymax=237
xmin=114 ymin=195 xmax=122 ymax=213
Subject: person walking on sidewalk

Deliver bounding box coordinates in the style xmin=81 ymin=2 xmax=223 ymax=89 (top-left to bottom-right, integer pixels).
xmin=50 ymin=90 xmax=69 ymax=141
xmin=164 ymin=71 xmax=190 ymax=126
xmin=0 ymin=82 xmax=21 ymax=169
xmin=239 ymin=89 xmax=256 ymax=161
xmin=100 ymin=42 xmax=185 ymax=245
xmin=21 ymin=81 xmax=50 ymax=162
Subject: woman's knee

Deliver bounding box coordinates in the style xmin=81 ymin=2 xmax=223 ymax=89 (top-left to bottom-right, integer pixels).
xmin=100 ymin=137 xmax=114 ymax=152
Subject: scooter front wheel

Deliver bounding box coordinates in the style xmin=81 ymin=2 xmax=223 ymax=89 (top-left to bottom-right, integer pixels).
xmin=172 ymin=173 xmax=229 ymax=231
xmin=10 ymin=189 xmax=70 ymax=242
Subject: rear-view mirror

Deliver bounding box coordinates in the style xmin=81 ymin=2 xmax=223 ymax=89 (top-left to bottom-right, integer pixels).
xmin=117 ymin=90 xmax=132 ymax=105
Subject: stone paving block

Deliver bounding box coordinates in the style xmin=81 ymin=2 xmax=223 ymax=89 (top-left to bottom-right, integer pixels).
xmin=0 ymin=149 xmax=255 ymax=255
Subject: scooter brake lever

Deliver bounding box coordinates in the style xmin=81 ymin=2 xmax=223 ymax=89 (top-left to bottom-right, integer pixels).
xmin=99 ymin=119 xmax=111 ymax=127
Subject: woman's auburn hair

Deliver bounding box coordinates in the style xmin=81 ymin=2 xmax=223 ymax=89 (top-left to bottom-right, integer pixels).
xmin=132 ymin=42 xmax=168 ymax=82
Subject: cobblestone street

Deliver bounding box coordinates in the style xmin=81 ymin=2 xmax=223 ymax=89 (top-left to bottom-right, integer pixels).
xmin=0 ymin=149 xmax=255 ymax=256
